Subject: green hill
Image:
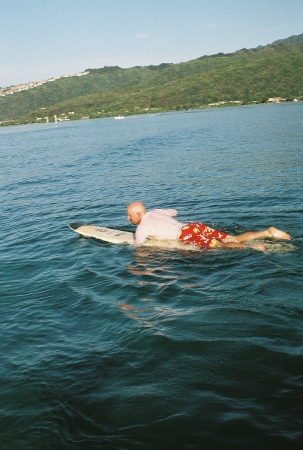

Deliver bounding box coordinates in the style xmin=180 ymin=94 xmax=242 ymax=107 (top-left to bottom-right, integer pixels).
xmin=1 ymin=33 xmax=303 ymax=125
xmin=264 ymin=33 xmax=303 ymax=48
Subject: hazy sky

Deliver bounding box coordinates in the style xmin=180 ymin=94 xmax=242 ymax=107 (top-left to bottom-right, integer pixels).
xmin=1 ymin=0 xmax=302 ymax=87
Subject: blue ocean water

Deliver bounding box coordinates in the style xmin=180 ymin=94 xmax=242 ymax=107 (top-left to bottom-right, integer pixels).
xmin=1 ymin=103 xmax=303 ymax=450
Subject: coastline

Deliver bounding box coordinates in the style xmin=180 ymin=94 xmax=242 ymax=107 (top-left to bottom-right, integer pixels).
xmin=0 ymin=98 xmax=301 ymax=128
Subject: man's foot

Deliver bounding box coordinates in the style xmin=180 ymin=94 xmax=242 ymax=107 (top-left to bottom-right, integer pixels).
xmin=268 ymin=227 xmax=291 ymax=240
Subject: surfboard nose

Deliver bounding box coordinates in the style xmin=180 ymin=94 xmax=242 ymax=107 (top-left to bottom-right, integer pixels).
xmin=68 ymin=222 xmax=83 ymax=230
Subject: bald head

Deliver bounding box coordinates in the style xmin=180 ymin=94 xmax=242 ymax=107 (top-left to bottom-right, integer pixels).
xmin=127 ymin=201 xmax=146 ymax=225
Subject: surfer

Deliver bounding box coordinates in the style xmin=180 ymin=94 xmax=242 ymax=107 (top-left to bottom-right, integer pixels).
xmin=127 ymin=201 xmax=291 ymax=251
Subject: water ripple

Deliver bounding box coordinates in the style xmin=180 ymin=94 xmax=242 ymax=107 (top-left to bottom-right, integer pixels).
xmin=1 ymin=104 xmax=303 ymax=449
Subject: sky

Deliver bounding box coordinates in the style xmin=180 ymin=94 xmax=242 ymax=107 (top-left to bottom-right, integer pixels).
xmin=1 ymin=0 xmax=302 ymax=88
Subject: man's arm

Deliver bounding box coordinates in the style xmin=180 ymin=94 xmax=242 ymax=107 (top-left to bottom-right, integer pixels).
xmin=162 ymin=209 xmax=178 ymax=217
xmin=133 ymin=223 xmax=149 ymax=247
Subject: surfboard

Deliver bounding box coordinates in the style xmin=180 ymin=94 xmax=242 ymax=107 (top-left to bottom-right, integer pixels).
xmin=68 ymin=222 xmax=193 ymax=250
xmin=68 ymin=223 xmax=297 ymax=253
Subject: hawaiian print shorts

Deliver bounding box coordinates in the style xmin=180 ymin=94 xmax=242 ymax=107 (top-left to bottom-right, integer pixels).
xmin=178 ymin=223 xmax=228 ymax=249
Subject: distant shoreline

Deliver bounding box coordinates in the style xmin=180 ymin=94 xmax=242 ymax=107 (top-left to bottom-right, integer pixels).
xmin=1 ymin=99 xmax=301 ymax=128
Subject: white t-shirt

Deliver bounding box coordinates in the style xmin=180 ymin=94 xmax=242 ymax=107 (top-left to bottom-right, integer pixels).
xmin=134 ymin=209 xmax=184 ymax=247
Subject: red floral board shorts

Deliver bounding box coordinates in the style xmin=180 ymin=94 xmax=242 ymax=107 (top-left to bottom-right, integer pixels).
xmin=178 ymin=223 xmax=228 ymax=249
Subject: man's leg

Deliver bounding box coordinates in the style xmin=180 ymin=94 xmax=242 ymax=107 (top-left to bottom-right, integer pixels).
xmin=225 ymin=227 xmax=291 ymax=243
xmin=216 ymin=241 xmax=265 ymax=251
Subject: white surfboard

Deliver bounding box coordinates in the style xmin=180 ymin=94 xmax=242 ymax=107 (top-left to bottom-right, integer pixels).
xmin=68 ymin=223 xmax=296 ymax=253
xmin=68 ymin=222 xmax=194 ymax=250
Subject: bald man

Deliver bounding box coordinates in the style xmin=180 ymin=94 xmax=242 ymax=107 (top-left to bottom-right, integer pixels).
xmin=126 ymin=201 xmax=291 ymax=251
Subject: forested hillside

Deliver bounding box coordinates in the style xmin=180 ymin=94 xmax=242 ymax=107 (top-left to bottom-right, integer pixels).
xmin=1 ymin=33 xmax=302 ymax=125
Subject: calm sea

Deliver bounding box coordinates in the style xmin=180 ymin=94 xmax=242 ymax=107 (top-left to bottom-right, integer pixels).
xmin=1 ymin=103 xmax=302 ymax=450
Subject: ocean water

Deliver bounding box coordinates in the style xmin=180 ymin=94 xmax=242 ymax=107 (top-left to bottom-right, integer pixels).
xmin=1 ymin=103 xmax=302 ymax=450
